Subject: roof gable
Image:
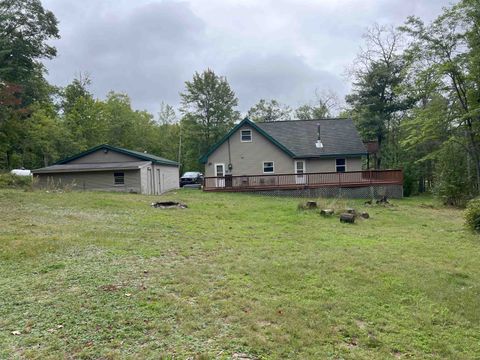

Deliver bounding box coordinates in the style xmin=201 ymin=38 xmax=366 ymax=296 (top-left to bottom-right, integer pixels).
xmin=200 ymin=118 xmax=367 ymax=163
xmin=57 ymin=144 xmax=179 ymax=167
xmin=199 ymin=118 xmax=295 ymax=163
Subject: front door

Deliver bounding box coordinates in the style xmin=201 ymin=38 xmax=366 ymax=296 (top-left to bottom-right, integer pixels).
xmin=215 ymin=163 xmax=225 ymax=188
xmin=295 ymin=160 xmax=306 ymax=184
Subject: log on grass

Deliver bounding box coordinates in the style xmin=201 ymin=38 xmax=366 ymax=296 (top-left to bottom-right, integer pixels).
xmin=306 ymin=201 xmax=317 ymax=209
xmin=360 ymin=212 xmax=370 ymax=219
xmin=320 ymin=209 xmax=334 ymax=216
xmin=340 ymin=213 xmax=355 ymax=223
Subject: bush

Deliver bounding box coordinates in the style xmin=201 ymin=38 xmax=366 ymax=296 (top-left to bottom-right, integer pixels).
xmin=0 ymin=173 xmax=33 ymax=189
xmin=433 ymin=142 xmax=475 ymax=207
xmin=465 ymin=198 xmax=480 ymax=232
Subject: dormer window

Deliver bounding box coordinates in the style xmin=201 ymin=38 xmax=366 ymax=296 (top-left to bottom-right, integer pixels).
xmin=241 ymin=129 xmax=252 ymax=142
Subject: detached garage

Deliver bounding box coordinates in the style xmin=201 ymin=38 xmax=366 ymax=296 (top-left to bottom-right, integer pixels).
xmin=32 ymin=144 xmax=179 ymax=195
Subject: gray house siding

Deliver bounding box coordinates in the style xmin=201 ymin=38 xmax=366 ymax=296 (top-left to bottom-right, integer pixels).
xmin=140 ymin=163 xmax=179 ymax=195
xmin=68 ymin=149 xmax=138 ymax=164
xmin=306 ymin=157 xmax=362 ymax=173
xmin=33 ymin=145 xmax=180 ymax=195
xmin=204 ymin=124 xmax=362 ymax=176
xmin=35 ymin=170 xmax=142 ymax=193
xmin=158 ymin=164 xmax=180 ymax=193
xmin=205 ymin=125 xmax=294 ymax=177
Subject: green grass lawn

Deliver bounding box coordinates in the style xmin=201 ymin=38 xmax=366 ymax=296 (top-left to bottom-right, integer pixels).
xmin=0 ymin=189 xmax=479 ymax=359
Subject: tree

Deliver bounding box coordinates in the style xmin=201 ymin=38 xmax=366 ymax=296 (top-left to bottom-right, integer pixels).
xmin=61 ymin=78 xmax=107 ymax=152
xmin=157 ymin=102 xmax=177 ymax=125
xmin=346 ymin=24 xmax=411 ymax=169
xmin=400 ymin=0 xmax=480 ymax=193
xmin=295 ymin=90 xmax=339 ymax=120
xmin=0 ymin=0 xmax=58 ymax=71
xmin=0 ymin=0 xmax=59 ymax=104
xmin=61 ymin=74 xmax=92 ymax=114
xmin=22 ymin=104 xmax=73 ymax=167
xmin=180 ymin=69 xmax=239 ymax=169
xmin=247 ymin=99 xmax=291 ymax=122
xmin=0 ymin=0 xmax=59 ymax=168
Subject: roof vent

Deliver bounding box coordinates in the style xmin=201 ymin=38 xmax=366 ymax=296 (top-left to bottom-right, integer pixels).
xmin=315 ymin=123 xmax=323 ymax=149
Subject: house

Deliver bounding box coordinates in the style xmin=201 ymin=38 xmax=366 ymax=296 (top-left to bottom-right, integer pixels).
xmin=200 ymin=118 xmax=403 ymax=198
xmin=32 ymin=144 xmax=179 ymax=195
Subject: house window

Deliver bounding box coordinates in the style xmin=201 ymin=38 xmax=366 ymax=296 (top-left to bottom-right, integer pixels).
xmin=241 ymin=129 xmax=252 ymax=142
xmin=336 ymin=159 xmax=346 ymax=173
xmin=114 ymin=172 xmax=125 ymax=185
xmin=263 ymin=161 xmax=274 ymax=173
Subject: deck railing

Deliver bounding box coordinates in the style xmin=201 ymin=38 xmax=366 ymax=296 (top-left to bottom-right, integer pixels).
xmin=203 ymin=169 xmax=403 ymax=192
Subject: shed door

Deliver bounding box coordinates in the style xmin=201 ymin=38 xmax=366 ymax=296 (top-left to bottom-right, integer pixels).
xmin=156 ymin=169 xmax=161 ymax=194
xmin=147 ymin=168 xmax=153 ymax=194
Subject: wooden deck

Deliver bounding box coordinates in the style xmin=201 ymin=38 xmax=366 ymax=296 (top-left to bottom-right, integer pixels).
xmin=203 ymin=169 xmax=403 ymax=192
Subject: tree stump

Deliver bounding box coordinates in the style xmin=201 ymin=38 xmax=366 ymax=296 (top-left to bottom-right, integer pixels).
xmin=340 ymin=213 xmax=356 ymax=223
xmin=360 ymin=212 xmax=370 ymax=219
xmin=376 ymin=196 xmax=389 ymax=204
xmin=306 ymin=201 xmax=317 ymax=209
xmin=321 ymin=209 xmax=334 ymax=216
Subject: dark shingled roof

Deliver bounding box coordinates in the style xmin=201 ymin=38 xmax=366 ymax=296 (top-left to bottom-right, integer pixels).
xmin=33 ymin=161 xmax=151 ymax=174
xmin=200 ymin=118 xmax=367 ymax=163
xmin=256 ymin=119 xmax=367 ymax=158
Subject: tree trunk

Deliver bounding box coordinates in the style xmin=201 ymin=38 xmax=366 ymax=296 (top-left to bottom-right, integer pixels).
xmin=340 ymin=213 xmax=355 ymax=223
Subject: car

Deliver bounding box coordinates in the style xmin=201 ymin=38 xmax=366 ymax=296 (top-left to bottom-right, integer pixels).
xmin=180 ymin=172 xmax=203 ymax=188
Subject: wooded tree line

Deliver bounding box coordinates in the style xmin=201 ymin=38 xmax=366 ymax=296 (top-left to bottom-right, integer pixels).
xmin=1 ymin=0 xmax=479 ymax=204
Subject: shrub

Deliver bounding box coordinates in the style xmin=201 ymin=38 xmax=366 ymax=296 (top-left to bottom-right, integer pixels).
xmin=465 ymin=198 xmax=480 ymax=232
xmin=433 ymin=142 xmax=475 ymax=207
xmin=0 ymin=173 xmax=33 ymax=189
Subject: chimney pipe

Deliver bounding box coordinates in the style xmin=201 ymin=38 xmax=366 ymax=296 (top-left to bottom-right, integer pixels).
xmin=315 ymin=123 xmax=323 ymax=149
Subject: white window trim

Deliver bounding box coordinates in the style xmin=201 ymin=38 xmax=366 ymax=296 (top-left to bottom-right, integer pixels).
xmin=335 ymin=158 xmax=347 ymax=172
xmin=214 ymin=163 xmax=225 ymax=177
xmin=240 ymin=129 xmax=252 ymax=142
xmin=294 ymin=160 xmax=306 ymax=174
xmin=263 ymin=161 xmax=275 ymax=174
xmin=214 ymin=163 xmax=226 ymax=188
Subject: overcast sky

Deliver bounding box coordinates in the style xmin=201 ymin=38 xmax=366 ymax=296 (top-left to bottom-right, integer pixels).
xmin=42 ymin=0 xmax=453 ymax=116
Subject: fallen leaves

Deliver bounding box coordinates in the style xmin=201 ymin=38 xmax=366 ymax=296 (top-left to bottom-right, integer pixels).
xmin=47 ymin=325 xmax=64 ymax=333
